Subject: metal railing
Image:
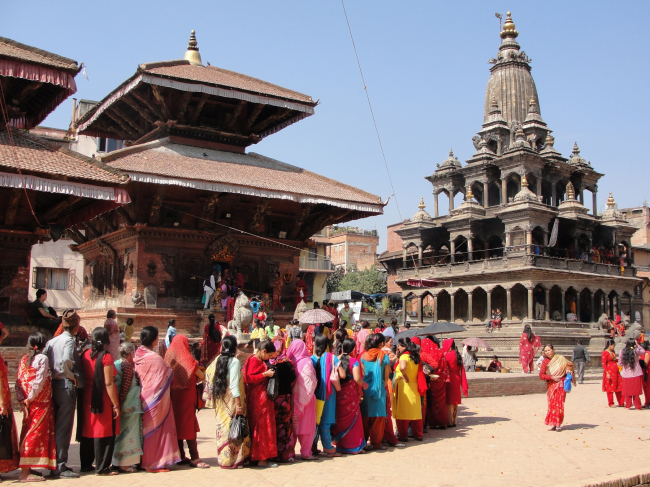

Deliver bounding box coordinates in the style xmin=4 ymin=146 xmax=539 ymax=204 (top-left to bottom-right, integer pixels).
xmin=299 ymin=256 xmax=332 ymax=271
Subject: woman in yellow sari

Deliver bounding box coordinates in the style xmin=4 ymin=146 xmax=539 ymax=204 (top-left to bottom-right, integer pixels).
xmin=203 ymin=335 xmax=251 ymax=468
xmin=539 ymin=344 xmax=574 ymax=431
xmin=393 ymin=337 xmax=425 ymax=441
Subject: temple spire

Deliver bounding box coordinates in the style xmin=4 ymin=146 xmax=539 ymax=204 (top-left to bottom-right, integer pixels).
xmin=184 ymin=30 xmax=203 ymax=66
xmin=500 ymin=11 xmax=519 ymax=40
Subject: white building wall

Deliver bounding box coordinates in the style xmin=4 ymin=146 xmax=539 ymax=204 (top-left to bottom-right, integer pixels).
xmin=29 ymin=237 xmax=84 ymax=310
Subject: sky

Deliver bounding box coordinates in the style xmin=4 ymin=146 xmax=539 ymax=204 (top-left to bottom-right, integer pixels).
xmin=4 ymin=1 xmax=650 ymax=251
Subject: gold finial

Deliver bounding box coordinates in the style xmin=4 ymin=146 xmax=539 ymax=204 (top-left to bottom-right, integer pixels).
xmin=184 ymin=30 xmax=203 ymax=66
xmin=521 ymin=174 xmax=528 ymax=189
xmin=607 ymin=192 xmax=615 ymax=208
xmin=466 ymin=185 xmax=474 ymax=200
xmin=500 ymin=11 xmax=519 ymax=38
xmin=566 ymin=181 xmax=576 ymax=200
xmin=418 ymin=197 xmax=426 ymax=210
xmin=545 ymin=133 xmax=555 ymax=147
xmin=573 ymin=142 xmax=580 ymax=155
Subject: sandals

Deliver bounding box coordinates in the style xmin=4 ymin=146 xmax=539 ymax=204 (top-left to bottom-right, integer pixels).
xmin=117 ymin=467 xmax=138 ymax=473
xmin=301 ymin=455 xmax=318 ymax=461
xmin=189 ymin=461 xmax=210 ymax=469
xmin=19 ymin=475 xmax=45 ymax=483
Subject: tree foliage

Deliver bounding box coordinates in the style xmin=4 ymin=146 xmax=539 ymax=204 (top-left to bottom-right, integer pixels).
xmin=326 ymin=266 xmax=345 ymax=294
xmin=337 ymin=265 xmax=387 ymax=295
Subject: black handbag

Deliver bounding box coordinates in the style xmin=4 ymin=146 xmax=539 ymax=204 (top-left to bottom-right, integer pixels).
xmin=228 ymin=415 xmax=249 ymax=445
xmin=266 ymin=373 xmax=279 ymax=401
xmin=0 ymin=414 xmax=14 ymax=460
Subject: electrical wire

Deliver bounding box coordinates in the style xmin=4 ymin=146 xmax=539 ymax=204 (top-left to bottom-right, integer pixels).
xmin=340 ymin=0 xmax=402 ymax=220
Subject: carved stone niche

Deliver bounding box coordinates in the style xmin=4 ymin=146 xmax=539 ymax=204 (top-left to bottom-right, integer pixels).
xmin=144 ymin=285 xmax=158 ymax=309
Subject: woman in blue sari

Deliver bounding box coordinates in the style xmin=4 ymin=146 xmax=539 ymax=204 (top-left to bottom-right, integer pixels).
xmin=360 ymin=333 xmax=390 ymax=451
xmin=311 ymin=334 xmax=340 ymax=457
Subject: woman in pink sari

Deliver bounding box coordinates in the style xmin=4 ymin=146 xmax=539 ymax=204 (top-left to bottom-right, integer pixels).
xmin=286 ymin=340 xmax=318 ymax=460
xmin=519 ymin=324 xmax=541 ymax=373
xmin=355 ymin=321 xmax=371 ymax=357
xmin=134 ymin=326 xmax=180 ymax=472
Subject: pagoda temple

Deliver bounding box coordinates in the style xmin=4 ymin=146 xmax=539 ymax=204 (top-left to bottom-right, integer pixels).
xmin=0 ymin=36 xmax=130 ymax=343
xmin=379 ymin=13 xmax=642 ymax=366
xmin=72 ymin=31 xmax=384 ymax=331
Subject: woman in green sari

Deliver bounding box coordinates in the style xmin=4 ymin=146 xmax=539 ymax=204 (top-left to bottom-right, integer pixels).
xmin=112 ymin=343 xmax=143 ymax=472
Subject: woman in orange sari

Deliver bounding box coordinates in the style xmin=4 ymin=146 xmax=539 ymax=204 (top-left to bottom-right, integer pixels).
xmin=16 ymin=332 xmax=56 ymax=481
xmin=539 ymin=344 xmax=573 ymax=431
xmin=601 ymin=339 xmax=623 ymax=407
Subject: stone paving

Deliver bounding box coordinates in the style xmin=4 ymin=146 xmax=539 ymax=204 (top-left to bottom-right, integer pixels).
xmin=3 ymin=377 xmax=649 ymax=487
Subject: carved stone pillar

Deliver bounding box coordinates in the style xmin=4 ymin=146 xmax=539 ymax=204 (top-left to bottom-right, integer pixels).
xmin=551 ymin=183 xmax=557 ymax=207
xmin=526 ymin=229 xmax=533 ymax=255
xmin=484 ymin=247 xmax=489 ymax=260
xmin=604 ymin=293 xmax=609 ymax=318
xmin=574 ymin=237 xmax=580 ymax=259
xmin=450 ymin=240 xmax=456 ymax=263
xmin=528 ymin=287 xmax=534 ymax=320
xmin=418 ymin=246 xmax=423 ymax=267
xmin=448 ymin=189 xmax=455 ymax=211
xmin=592 ymin=190 xmax=598 ymax=217
xmin=506 ymin=288 xmax=512 ymax=320
xmin=561 ymin=289 xmax=566 ymax=321
xmin=536 ymin=178 xmax=542 ymax=198
xmin=467 ymin=236 xmax=474 ymax=262
xmin=543 ymin=231 xmax=549 ymax=255
xmin=486 ymin=289 xmax=492 ymax=318
xmin=468 ymin=292 xmax=473 ymax=322
xmin=629 ymin=295 xmax=634 ymax=322
xmin=450 ymin=293 xmax=455 ymax=322
xmin=434 ymin=193 xmax=439 ymax=218
xmin=483 ymin=181 xmax=489 ymax=208
xmin=575 ymin=292 xmax=581 ymax=322
xmin=544 ymin=288 xmax=550 ymax=320
xmin=402 ymin=247 xmax=407 ymax=267
xmin=505 ymin=232 xmax=511 ymax=248
xmin=417 ymin=295 xmax=423 ymax=324
xmin=590 ymin=293 xmax=595 ymax=323
xmin=433 ymin=295 xmax=438 ymax=323
xmin=402 ymin=295 xmax=407 ymax=324
xmin=501 ymin=178 xmax=507 ymax=205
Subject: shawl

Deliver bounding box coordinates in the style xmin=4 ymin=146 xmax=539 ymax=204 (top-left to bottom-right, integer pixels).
xmin=355 ymin=329 xmax=371 ymax=356
xmin=360 ymin=348 xmax=386 ymax=400
xmin=315 ymin=353 xmax=334 ymax=401
xmin=165 ymin=326 xmax=177 ymax=348
xmin=270 ymin=338 xmax=286 ymax=365
xmin=546 ymin=354 xmax=570 ymax=381
xmin=118 ymin=359 xmax=135 ymax=404
xmin=91 ymin=350 xmax=107 ymax=414
xmin=442 ymin=339 xmax=469 ymax=397
xmin=134 ymin=346 xmax=174 ymax=440
xmin=164 ymin=335 xmax=198 ymax=390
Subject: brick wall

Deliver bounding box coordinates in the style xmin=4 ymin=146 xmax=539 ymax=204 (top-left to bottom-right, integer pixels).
xmin=0 ymin=267 xmax=30 ymax=324
xmin=386 ymin=222 xmax=405 ymax=252
xmin=328 ymin=232 xmax=379 ymax=271
xmin=467 ymin=372 xmax=547 ymax=397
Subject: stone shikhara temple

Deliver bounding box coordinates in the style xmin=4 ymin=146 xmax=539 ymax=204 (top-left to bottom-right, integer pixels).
xmin=72 ymin=31 xmax=383 ymax=331
xmin=380 ymin=13 xmax=642 ymax=363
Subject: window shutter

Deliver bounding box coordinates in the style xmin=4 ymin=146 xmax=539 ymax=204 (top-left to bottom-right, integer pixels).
xmin=68 ymin=269 xmax=76 ymax=291
xmin=32 ymin=268 xmax=38 ymax=289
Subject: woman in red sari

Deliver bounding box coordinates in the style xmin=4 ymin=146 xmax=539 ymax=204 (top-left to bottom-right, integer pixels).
xmin=0 ymin=329 xmax=18 ymax=478
xmin=304 ymin=325 xmax=316 ymax=356
xmin=201 ymin=314 xmax=225 ymax=367
xmin=165 ymin=335 xmax=209 ymax=468
xmin=332 ymin=338 xmax=366 ymax=454
xmin=519 ymin=324 xmax=541 ymax=373
xmin=16 ymin=332 xmax=56 ymax=481
xmin=642 ymin=341 xmax=650 ymax=408
xmin=421 ymin=336 xmax=450 ymax=430
xmin=243 ymin=340 xmax=278 ymax=467
xmin=442 ymin=339 xmax=468 ymax=427
xmin=601 ymin=339 xmax=623 ymax=407
xmin=539 ymin=344 xmax=573 ymax=431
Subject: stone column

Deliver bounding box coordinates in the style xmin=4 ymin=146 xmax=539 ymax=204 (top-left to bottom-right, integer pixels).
xmin=561 ymin=289 xmax=566 ymax=321
xmin=484 ymin=247 xmax=489 ymax=260
xmin=506 ymin=288 xmax=512 ymax=320
xmin=402 ymin=295 xmax=407 ymax=324
xmin=486 ymin=289 xmax=492 ymax=317
xmin=402 ymin=247 xmax=407 ymax=267
xmin=450 ymin=293 xmax=455 ymax=322
xmin=505 ymin=232 xmax=511 ymax=248
xmin=433 ymin=295 xmax=438 ymax=323
xmin=449 ymin=190 xmax=455 ymax=211
xmin=483 ymin=181 xmax=489 ymax=208
xmin=417 ymin=295 xmax=423 ymax=324
xmin=592 ymin=191 xmax=598 ymax=217
xmin=450 ymin=240 xmax=456 ymax=263
xmin=543 ymin=232 xmax=549 ymax=256
xmin=629 ymin=295 xmax=634 ymax=322
xmin=536 ymin=178 xmax=542 ymax=198
xmin=468 ymin=291 xmax=473 ymax=322
xmin=501 ymin=178 xmax=507 ymax=204
xmin=434 ymin=193 xmax=439 ymax=218
xmin=575 ymin=292 xmax=581 ymax=322
xmin=579 ymin=188 xmax=584 ymax=204
xmin=604 ymin=293 xmax=609 ymax=318
xmin=417 ymin=245 xmax=423 ymax=267
xmin=528 ymin=287 xmax=534 ymax=319
xmin=551 ymin=184 xmax=557 ymax=207
xmin=590 ymin=293 xmax=595 ymax=323
xmin=526 ymin=229 xmax=533 ymax=255
xmin=544 ymin=288 xmax=550 ymax=320
xmin=467 ymin=236 xmax=474 ymax=262
xmin=574 ymin=237 xmax=580 ymax=259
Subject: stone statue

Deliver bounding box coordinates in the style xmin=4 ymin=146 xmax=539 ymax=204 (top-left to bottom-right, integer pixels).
xmin=595 ymin=313 xmax=609 ymax=330
xmin=228 ymin=292 xmax=253 ymax=336
xmin=472 ymin=135 xmax=482 ymax=151
xmin=293 ymin=300 xmax=308 ymax=321
xmin=627 ymin=322 xmax=643 ymax=342
xmin=131 ymin=289 xmax=144 ymax=307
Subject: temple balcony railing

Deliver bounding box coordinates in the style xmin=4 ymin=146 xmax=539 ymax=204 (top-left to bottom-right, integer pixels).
xmin=299 ymin=256 xmax=333 ymax=273
xmin=397 ymin=253 xmax=637 ymax=280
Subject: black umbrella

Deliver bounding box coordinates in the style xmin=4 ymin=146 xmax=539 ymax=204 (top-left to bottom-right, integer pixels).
xmin=416 ymin=322 xmax=466 ymax=336
xmin=394 ymin=329 xmax=419 ymax=341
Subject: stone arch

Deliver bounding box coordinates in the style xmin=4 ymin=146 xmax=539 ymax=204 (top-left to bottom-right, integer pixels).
xmin=555 ymin=180 xmax=567 ymax=205
xmin=472 ymin=235 xmax=485 ymax=261
xmin=452 ymin=235 xmax=469 ymax=262
xmin=526 ymin=173 xmax=539 ymax=195
xmin=532 ymin=226 xmax=546 ymax=251
xmin=608 ymin=290 xmax=619 ymax=318
xmin=452 ymin=188 xmax=465 ymax=210
xmin=549 ymin=285 xmax=563 ymax=320
xmin=565 ymin=286 xmax=578 ymax=320
xmin=593 ymin=289 xmax=605 ymax=319
xmin=509 ymin=225 xmax=525 ymax=247
xmin=541 ymin=179 xmax=553 ymax=205
xmin=488 ymin=181 xmax=501 ymax=207
xmin=580 ymin=288 xmax=592 ymax=322
xmin=435 ymin=188 xmax=451 ymax=217
xmin=511 ymin=283 xmax=528 ymax=320
xmin=506 ymin=176 xmax=520 ymax=202
xmin=533 ymin=284 xmax=546 ymax=320
xmin=469 ymin=181 xmax=484 ymax=205
xmin=421 ymin=290 xmax=435 ymax=320
xmin=491 ymin=285 xmax=506 ymax=315
xmin=454 ymin=288 xmax=469 ymax=323
xmin=487 ymin=234 xmax=504 ymax=258
xmin=437 ymin=289 xmax=451 ymax=321
xmin=436 ymin=243 xmax=451 ymax=265
xmin=472 ymin=287 xmax=488 ymax=321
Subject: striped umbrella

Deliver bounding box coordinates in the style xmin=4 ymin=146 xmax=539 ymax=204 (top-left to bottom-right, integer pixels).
xmin=298 ymin=308 xmax=335 ymax=324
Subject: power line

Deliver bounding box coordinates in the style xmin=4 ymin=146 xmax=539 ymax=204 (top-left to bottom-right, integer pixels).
xmin=340 ymin=0 xmax=402 ymax=220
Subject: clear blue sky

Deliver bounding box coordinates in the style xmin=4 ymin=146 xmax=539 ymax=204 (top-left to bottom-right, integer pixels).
xmin=5 ymin=1 xmax=649 ymax=251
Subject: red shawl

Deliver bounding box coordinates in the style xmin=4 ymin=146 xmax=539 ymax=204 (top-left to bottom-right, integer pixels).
xmin=442 ymin=339 xmax=469 ymax=397
xmin=400 ymin=350 xmax=428 ymax=397
xmin=164 ymin=335 xmax=198 ymax=390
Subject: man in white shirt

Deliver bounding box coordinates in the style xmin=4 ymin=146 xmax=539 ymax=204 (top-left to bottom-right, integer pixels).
xmin=203 ymin=271 xmax=216 ymax=309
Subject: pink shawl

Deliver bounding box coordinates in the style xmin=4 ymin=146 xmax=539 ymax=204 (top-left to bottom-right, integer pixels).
xmin=134 ymin=346 xmax=180 ymax=470
xmin=103 ymin=318 xmax=120 ymax=361
xmin=355 ymin=329 xmax=370 ymax=356
xmin=287 ymin=340 xmax=317 ymax=432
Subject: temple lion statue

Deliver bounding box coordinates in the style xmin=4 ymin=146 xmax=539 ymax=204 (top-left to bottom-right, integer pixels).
xmin=228 ymin=292 xmax=253 ymax=337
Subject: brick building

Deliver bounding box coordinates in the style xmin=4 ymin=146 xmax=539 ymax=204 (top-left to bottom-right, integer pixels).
xmin=313 ymin=225 xmax=379 ymax=272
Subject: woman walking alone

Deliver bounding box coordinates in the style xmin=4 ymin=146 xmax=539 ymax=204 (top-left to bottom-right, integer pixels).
xmin=618 ymin=338 xmax=646 ymax=410
xmin=203 ymin=336 xmax=251 ymax=468
xmin=243 ymin=340 xmax=278 ymax=467
xmin=539 ymin=344 xmax=573 ymax=431
xmin=16 ymin=332 xmax=56 ymax=480
xmin=165 ymin=335 xmax=208 ymax=468
xmin=519 ymin=324 xmax=541 ymax=374
xmin=112 ymin=343 xmax=143 ymax=472
xmin=134 ymin=326 xmax=180 ymax=472
xmin=601 ymin=339 xmax=623 ymax=408
xmin=286 ymin=340 xmax=317 ymax=460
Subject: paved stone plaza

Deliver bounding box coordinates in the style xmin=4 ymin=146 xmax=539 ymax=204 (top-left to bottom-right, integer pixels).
xmin=3 ymin=377 xmax=648 ymax=487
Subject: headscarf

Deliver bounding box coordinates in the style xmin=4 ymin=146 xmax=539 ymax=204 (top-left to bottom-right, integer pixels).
xmin=287 ymin=339 xmax=311 ymax=375
xmin=165 ymin=334 xmax=198 ymax=390
xmin=270 ymin=338 xmax=286 ymax=365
